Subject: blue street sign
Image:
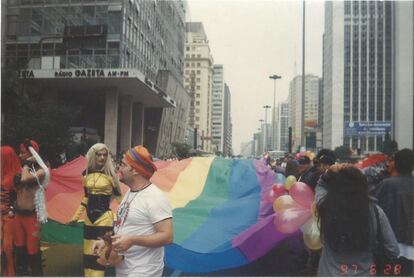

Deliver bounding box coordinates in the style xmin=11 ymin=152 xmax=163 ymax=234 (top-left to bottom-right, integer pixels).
xmin=344 ymin=121 xmax=392 ymax=136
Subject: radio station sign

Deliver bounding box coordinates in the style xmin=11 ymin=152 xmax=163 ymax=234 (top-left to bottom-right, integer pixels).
xmin=18 ymin=69 xmax=133 ymax=79
xmin=344 ymin=121 xmax=391 ymax=136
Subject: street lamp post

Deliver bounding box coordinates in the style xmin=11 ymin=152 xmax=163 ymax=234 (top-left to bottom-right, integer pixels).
xmin=263 ymin=105 xmax=271 ymax=152
xmin=269 ymin=74 xmax=282 ymax=150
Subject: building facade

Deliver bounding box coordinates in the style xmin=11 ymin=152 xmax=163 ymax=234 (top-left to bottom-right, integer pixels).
xmin=288 ymin=75 xmax=320 ymax=151
xmin=259 ymin=122 xmax=272 ymax=154
xmin=323 ymin=1 xmax=413 ymax=152
xmin=253 ymin=132 xmax=262 ymax=157
xmin=4 ymin=0 xmax=188 ymax=155
xmin=184 ymin=22 xmax=214 ymax=152
xmin=154 ymin=70 xmax=190 ymax=158
xmin=211 ymin=64 xmax=224 ymax=153
xmin=275 ymin=102 xmax=289 ymax=152
xmin=223 ymin=83 xmax=232 ymax=156
xmin=394 ymin=1 xmax=414 ymax=149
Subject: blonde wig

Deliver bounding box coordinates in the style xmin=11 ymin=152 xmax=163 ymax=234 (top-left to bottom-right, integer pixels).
xmin=85 ymin=143 xmax=120 ymax=189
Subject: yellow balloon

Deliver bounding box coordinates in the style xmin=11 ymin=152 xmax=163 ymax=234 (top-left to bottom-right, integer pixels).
xmin=285 ymin=175 xmax=297 ymax=190
xmin=273 ymin=195 xmax=300 ymax=212
xmin=302 ymin=219 xmax=322 ymax=250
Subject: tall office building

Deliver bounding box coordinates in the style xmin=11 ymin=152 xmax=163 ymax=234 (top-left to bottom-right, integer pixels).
xmin=3 ymin=0 xmax=189 ymax=156
xmin=394 ymin=1 xmax=414 ymax=149
xmin=253 ymin=132 xmax=262 ymax=157
xmin=288 ymin=75 xmax=320 ymax=151
xmin=223 ymin=83 xmax=232 ymax=156
xmin=260 ymin=123 xmax=272 ymax=154
xmin=323 ymin=1 xmax=413 ymax=152
xmin=275 ymin=102 xmax=289 ymax=152
xmin=211 ymin=64 xmax=224 ymax=153
xmin=184 ymin=22 xmax=214 ymax=152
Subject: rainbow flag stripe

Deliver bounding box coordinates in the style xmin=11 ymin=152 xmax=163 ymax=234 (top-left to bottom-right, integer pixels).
xmin=42 ymin=156 xmax=293 ymax=273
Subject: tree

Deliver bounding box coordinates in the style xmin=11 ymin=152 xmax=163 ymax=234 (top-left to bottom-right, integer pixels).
xmin=2 ymin=69 xmax=81 ymax=167
xmin=381 ymin=132 xmax=398 ymax=156
xmin=334 ymin=145 xmax=352 ymax=160
xmin=171 ymin=142 xmax=192 ymax=160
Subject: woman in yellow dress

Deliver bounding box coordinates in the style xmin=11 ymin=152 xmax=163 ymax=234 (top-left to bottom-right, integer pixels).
xmin=70 ymin=143 xmax=121 ymax=277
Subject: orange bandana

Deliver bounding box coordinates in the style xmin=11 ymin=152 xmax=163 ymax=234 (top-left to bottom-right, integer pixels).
xmin=124 ymin=145 xmax=157 ymax=179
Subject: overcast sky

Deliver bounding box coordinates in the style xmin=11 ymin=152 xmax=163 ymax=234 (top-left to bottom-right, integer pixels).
xmin=186 ymin=0 xmax=325 ymax=154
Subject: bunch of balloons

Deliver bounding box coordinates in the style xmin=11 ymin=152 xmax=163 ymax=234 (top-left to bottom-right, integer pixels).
xmin=266 ymin=175 xmax=321 ymax=250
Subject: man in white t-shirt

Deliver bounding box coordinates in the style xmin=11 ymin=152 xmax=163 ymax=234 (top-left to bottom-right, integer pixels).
xmin=93 ymin=145 xmax=173 ymax=276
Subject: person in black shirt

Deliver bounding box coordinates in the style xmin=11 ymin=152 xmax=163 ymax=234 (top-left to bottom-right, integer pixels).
xmin=376 ymin=148 xmax=414 ymax=276
xmin=299 ymin=150 xmax=336 ymax=191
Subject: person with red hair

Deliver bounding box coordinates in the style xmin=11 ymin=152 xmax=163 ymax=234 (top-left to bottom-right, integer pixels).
xmin=1 ymin=145 xmax=21 ymax=276
xmin=14 ymin=139 xmax=48 ymax=276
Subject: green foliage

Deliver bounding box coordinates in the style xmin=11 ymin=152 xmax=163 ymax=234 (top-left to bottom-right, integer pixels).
xmin=1 ymin=69 xmax=81 ymax=167
xmin=334 ymin=145 xmax=352 ymax=160
xmin=172 ymin=142 xmax=192 ymax=159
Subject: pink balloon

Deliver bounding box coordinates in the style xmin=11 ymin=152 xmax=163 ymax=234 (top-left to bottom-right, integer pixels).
xmin=265 ymin=190 xmax=277 ymax=204
xmin=290 ymin=182 xmax=315 ymax=209
xmin=272 ymin=183 xmax=286 ymax=198
xmin=274 ymin=208 xmax=312 ymax=234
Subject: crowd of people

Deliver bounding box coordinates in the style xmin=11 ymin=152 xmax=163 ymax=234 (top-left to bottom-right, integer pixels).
xmin=263 ymin=148 xmax=414 ymax=276
xmin=1 ymin=139 xmax=413 ymax=277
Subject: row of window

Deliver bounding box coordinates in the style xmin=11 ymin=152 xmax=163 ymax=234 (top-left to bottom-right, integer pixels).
xmin=344 ymin=135 xmax=385 ymax=152
xmin=185 ymin=62 xmax=202 ymax=67
xmin=185 ymin=69 xmax=201 ymax=74
xmin=9 ymin=0 xmax=115 ymax=4
xmin=185 ymin=54 xmax=202 ymax=58
xmin=7 ymin=5 xmax=122 ymax=37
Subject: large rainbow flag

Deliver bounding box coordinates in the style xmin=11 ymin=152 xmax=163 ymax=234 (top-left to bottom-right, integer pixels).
xmin=43 ymin=156 xmax=297 ymax=273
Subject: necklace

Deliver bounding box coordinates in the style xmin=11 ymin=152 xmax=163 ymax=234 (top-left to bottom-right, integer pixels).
xmin=114 ymin=183 xmax=151 ymax=232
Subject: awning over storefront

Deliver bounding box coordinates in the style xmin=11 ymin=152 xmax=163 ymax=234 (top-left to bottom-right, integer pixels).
xmin=18 ymin=68 xmax=176 ymax=108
